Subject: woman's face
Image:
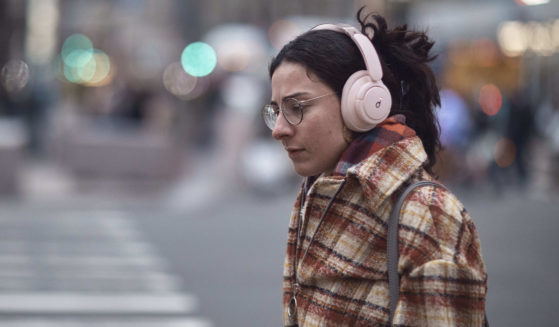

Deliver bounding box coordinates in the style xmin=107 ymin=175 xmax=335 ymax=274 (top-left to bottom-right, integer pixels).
xmin=271 ymin=62 xmax=348 ymax=177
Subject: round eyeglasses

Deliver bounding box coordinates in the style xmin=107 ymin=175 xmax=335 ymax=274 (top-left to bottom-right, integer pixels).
xmin=261 ymin=93 xmax=335 ymax=130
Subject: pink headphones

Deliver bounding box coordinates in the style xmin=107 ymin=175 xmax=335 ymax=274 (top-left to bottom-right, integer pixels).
xmin=311 ymin=24 xmax=392 ymax=132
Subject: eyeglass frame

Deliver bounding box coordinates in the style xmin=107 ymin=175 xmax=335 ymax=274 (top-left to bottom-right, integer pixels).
xmin=261 ymin=92 xmax=335 ymax=130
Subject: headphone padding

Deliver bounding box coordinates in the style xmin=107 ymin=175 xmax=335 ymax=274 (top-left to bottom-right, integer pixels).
xmin=341 ymin=70 xmax=392 ymax=132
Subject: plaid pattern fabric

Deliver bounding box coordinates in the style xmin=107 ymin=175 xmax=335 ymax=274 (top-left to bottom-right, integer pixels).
xmin=333 ymin=114 xmax=416 ymax=177
xmin=282 ymin=136 xmax=487 ymax=326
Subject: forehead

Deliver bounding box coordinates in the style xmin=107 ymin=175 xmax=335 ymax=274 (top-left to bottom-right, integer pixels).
xmin=270 ymin=62 xmax=328 ymax=99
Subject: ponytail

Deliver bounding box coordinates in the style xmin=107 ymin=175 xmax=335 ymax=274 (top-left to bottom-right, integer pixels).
xmin=357 ymin=8 xmax=441 ymax=173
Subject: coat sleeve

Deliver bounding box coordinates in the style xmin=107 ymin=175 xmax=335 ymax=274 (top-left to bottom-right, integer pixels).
xmin=395 ymin=259 xmax=487 ymax=326
xmin=393 ymin=188 xmax=488 ymax=326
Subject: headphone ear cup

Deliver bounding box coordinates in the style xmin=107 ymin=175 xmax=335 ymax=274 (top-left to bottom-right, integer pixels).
xmin=341 ymin=70 xmax=392 ymax=132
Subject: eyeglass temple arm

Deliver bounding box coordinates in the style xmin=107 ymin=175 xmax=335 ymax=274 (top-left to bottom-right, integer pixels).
xmin=298 ymin=92 xmax=336 ymax=105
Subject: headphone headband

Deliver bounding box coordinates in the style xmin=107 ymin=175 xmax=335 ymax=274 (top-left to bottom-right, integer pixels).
xmin=311 ymin=24 xmax=383 ymax=82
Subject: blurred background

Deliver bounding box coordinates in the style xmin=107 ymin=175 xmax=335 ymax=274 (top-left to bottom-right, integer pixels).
xmin=0 ymin=0 xmax=558 ymax=326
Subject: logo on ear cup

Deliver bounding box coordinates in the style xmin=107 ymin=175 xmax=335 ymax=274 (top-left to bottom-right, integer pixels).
xmin=341 ymin=70 xmax=391 ymax=132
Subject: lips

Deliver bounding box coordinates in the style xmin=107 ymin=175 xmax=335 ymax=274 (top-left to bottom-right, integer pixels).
xmin=285 ymin=146 xmax=304 ymax=159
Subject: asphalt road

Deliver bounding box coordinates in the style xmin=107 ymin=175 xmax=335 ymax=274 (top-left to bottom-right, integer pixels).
xmin=0 ymin=183 xmax=557 ymax=326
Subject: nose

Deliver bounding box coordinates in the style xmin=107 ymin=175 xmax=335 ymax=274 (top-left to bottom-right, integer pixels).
xmin=271 ymin=112 xmax=293 ymax=140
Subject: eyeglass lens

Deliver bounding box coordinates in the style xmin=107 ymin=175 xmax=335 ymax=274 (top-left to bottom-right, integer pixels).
xmin=262 ymin=105 xmax=278 ymax=130
xmin=262 ymin=98 xmax=305 ymax=130
xmin=282 ymin=98 xmax=303 ymax=125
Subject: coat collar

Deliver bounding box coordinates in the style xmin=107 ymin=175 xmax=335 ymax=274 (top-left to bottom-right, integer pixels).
xmin=307 ymin=115 xmax=427 ymax=213
xmin=346 ymin=136 xmax=427 ymax=212
xmin=311 ymin=136 xmax=427 ymax=214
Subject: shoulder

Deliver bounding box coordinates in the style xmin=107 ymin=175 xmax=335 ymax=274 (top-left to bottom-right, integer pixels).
xmin=401 ymin=180 xmax=468 ymax=231
xmin=397 ymin=178 xmax=485 ymax=272
xmin=394 ymin=179 xmax=488 ymax=325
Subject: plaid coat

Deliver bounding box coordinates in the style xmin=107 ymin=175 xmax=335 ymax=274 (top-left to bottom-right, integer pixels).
xmin=283 ymin=136 xmax=487 ymax=326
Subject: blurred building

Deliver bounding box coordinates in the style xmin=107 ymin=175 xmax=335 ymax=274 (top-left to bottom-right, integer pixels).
xmin=0 ymin=0 xmax=558 ymax=198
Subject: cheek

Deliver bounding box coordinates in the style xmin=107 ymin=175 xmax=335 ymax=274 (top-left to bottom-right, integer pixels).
xmin=310 ymin=123 xmax=346 ymax=159
xmin=308 ymin=113 xmax=345 ymax=150
xmin=324 ymin=116 xmax=346 ymax=144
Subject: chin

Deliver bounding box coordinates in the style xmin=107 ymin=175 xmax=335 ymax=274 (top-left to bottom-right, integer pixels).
xmin=293 ymin=163 xmax=321 ymax=178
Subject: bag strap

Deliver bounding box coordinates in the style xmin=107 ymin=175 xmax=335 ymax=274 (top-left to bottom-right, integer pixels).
xmin=387 ymin=181 xmax=489 ymax=326
xmin=387 ymin=181 xmax=447 ymax=324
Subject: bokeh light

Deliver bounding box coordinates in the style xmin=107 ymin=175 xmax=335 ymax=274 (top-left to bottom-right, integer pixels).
xmin=163 ymin=62 xmax=198 ymax=99
xmin=478 ymin=84 xmax=503 ymax=116
xmin=181 ymin=42 xmax=217 ymax=77
xmin=83 ymin=50 xmax=112 ymax=87
xmin=494 ymin=137 xmax=517 ymax=168
xmin=61 ymin=34 xmax=94 ymax=84
xmin=498 ymin=21 xmax=528 ymax=57
xmin=63 ymin=50 xmax=112 ymax=86
xmin=268 ymin=19 xmax=301 ymax=51
xmin=1 ymin=59 xmax=30 ymax=94
xmin=59 ymin=34 xmax=112 ymax=86
xmin=62 ymin=34 xmax=94 ymax=65
xmin=530 ymin=22 xmax=554 ymax=56
xmin=64 ymin=51 xmax=96 ymax=83
xmin=516 ymin=0 xmax=550 ymax=5
xmin=205 ymin=24 xmax=268 ymax=73
xmin=498 ymin=20 xmax=559 ymax=57
xmin=216 ymin=43 xmax=251 ymax=72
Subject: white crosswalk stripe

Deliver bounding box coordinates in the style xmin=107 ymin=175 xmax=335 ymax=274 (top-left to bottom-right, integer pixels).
xmin=0 ymin=293 xmax=197 ymax=314
xmin=0 ymin=318 xmax=213 ymax=327
xmin=0 ymin=209 xmax=212 ymax=326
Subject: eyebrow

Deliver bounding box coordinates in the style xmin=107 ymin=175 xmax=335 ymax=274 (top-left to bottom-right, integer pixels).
xmin=270 ymin=92 xmax=310 ymax=106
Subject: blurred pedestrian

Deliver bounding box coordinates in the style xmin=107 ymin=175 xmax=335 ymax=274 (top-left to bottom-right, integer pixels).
xmin=262 ymin=9 xmax=487 ymax=326
xmin=506 ymin=89 xmax=534 ymax=187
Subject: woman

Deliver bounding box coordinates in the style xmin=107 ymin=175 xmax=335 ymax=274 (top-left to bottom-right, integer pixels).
xmin=262 ymin=9 xmax=487 ymax=327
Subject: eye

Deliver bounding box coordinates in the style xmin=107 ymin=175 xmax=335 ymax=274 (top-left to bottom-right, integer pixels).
xmin=285 ymin=98 xmax=303 ymax=112
xmin=293 ymin=102 xmax=303 ymax=111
